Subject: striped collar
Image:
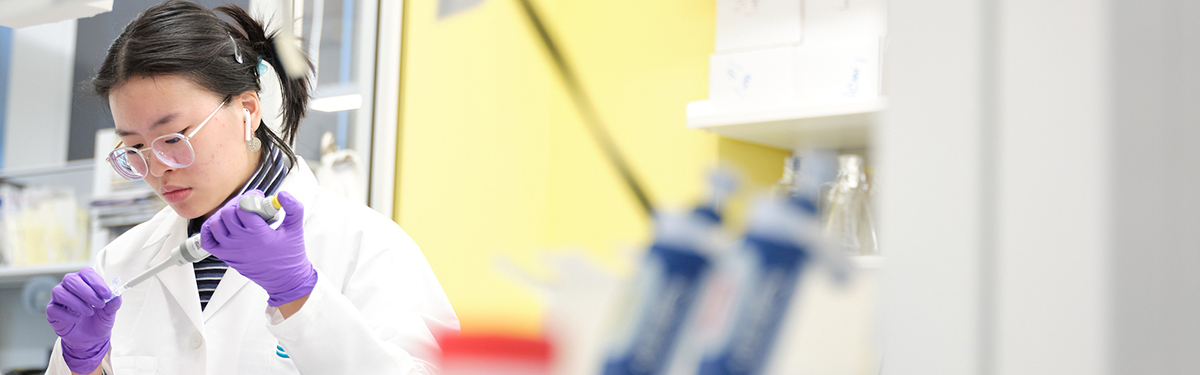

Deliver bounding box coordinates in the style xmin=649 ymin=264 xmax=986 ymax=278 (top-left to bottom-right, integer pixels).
xmin=187 ymin=145 xmax=291 ymax=235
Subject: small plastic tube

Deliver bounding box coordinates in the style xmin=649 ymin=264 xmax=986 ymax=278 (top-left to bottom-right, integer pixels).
xmin=104 ymin=277 xmax=126 ymax=303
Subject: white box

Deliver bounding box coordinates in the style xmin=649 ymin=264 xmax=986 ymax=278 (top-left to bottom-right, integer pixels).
xmin=804 ymin=0 xmax=887 ymax=45
xmin=708 ymin=40 xmax=881 ymax=108
xmin=794 ymin=40 xmax=881 ymax=104
xmin=715 ymin=0 xmax=803 ymax=53
xmin=709 ymin=46 xmax=798 ymax=106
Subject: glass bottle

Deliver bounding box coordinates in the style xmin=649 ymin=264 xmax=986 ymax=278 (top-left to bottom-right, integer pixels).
xmin=773 ymin=154 xmax=801 ymax=197
xmin=822 ymin=154 xmax=878 ymax=255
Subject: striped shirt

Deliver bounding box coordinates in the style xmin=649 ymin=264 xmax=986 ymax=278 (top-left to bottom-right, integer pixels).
xmin=187 ymin=144 xmax=290 ymax=310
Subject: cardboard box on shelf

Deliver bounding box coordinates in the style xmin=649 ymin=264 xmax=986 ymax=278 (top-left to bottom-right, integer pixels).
xmin=804 ymin=0 xmax=887 ymax=45
xmin=708 ymin=39 xmax=881 ymax=109
xmin=715 ymin=0 xmax=803 ymax=53
xmin=715 ymin=0 xmax=887 ymax=53
xmin=793 ymin=39 xmax=882 ymax=105
xmin=709 ymin=46 xmax=798 ymax=107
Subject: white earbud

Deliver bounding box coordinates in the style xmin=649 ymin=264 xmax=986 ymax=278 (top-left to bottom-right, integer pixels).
xmin=244 ymin=108 xmax=253 ymax=141
xmin=245 ymin=108 xmax=262 ymax=152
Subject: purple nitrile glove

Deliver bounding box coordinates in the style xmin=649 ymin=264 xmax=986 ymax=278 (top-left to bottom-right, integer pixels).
xmin=201 ymin=190 xmax=317 ymax=307
xmin=46 ymin=267 xmax=121 ymax=374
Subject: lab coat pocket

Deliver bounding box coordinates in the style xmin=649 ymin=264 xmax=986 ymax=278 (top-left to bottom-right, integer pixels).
xmin=111 ymin=356 xmax=157 ymax=374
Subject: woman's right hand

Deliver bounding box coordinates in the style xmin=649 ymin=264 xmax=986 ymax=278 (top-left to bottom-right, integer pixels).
xmin=46 ymin=267 xmax=121 ymax=375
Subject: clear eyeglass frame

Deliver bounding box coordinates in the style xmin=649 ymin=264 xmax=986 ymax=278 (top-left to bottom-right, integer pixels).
xmin=105 ymin=100 xmax=227 ymax=181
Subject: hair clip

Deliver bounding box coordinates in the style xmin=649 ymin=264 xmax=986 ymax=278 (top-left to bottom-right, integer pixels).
xmin=230 ymin=34 xmax=243 ymax=64
xmin=256 ymin=56 xmax=268 ymax=75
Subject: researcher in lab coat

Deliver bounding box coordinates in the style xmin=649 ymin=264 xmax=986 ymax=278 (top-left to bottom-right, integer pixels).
xmin=42 ymin=1 xmax=459 ymax=374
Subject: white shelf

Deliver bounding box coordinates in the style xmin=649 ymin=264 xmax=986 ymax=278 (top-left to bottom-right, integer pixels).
xmin=0 ymin=262 xmax=90 ymax=287
xmin=686 ymin=98 xmax=886 ymax=150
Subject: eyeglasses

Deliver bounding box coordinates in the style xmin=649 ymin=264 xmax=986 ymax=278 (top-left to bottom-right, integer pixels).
xmin=106 ymin=101 xmax=227 ymax=180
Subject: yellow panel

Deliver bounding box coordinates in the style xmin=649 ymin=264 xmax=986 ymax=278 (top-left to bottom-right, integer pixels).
xmin=542 ymin=0 xmax=718 ymax=268
xmin=395 ymin=0 xmax=553 ymax=336
xmin=395 ymin=0 xmax=789 ymax=337
xmin=717 ymin=138 xmax=791 ymax=231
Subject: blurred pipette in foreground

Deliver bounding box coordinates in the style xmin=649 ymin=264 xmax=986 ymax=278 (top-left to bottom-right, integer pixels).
xmin=696 ymin=150 xmax=851 ymax=375
xmin=104 ymin=194 xmax=284 ymax=302
xmin=601 ymin=170 xmax=738 ymax=375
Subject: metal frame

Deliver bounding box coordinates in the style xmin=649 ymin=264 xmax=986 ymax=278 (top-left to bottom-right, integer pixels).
xmin=368 ymin=0 xmax=400 ymax=217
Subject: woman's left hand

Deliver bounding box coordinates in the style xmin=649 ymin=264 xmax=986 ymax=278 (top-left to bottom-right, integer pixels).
xmin=200 ymin=190 xmax=317 ymax=307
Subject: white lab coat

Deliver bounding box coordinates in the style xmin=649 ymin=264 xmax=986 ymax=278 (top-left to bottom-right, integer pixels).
xmin=46 ymin=158 xmax=459 ymax=374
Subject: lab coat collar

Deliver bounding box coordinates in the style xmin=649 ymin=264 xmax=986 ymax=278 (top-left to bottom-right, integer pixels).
xmin=143 ymin=215 xmax=205 ymax=334
xmin=141 ymin=208 xmax=181 ymax=258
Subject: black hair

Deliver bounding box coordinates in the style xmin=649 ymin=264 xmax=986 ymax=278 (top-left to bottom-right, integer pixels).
xmin=90 ymin=0 xmax=311 ymax=167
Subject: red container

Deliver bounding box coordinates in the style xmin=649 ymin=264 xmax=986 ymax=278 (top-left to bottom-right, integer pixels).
xmin=437 ymin=334 xmax=554 ymax=375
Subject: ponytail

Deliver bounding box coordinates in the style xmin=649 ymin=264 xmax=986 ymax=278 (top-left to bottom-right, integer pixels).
xmin=217 ymin=5 xmax=311 ymax=149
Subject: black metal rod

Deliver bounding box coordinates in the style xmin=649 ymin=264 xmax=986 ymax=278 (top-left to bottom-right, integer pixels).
xmin=513 ymin=0 xmax=655 ymax=219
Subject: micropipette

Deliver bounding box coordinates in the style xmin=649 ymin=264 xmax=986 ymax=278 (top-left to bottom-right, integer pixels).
xmin=105 ymin=194 xmax=284 ymax=302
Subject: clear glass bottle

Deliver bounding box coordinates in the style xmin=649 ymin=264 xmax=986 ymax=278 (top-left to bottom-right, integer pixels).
xmin=822 ymin=154 xmax=878 ymax=255
xmin=773 ymin=154 xmax=801 ymax=197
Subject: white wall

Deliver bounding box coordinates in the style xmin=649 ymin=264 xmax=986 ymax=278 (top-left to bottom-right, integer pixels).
xmin=883 ymin=0 xmax=1200 ymax=374
xmin=3 ymin=19 xmax=76 ymax=171
xmin=1108 ymin=0 xmax=1200 ymax=373
xmin=993 ymin=1 xmax=1110 ymax=374
xmin=878 ymin=0 xmax=988 ymax=373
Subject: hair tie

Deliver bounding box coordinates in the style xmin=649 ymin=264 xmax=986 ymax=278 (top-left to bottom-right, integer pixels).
xmin=230 ymin=34 xmax=243 ymax=64
xmin=256 ymin=56 xmax=268 ymax=75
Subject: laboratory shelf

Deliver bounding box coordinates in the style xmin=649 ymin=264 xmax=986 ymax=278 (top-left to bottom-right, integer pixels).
xmin=0 ymin=262 xmax=89 ymax=287
xmin=685 ymin=98 xmax=887 ymax=150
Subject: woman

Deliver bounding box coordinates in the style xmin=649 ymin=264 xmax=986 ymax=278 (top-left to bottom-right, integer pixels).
xmin=43 ymin=1 xmax=458 ymax=374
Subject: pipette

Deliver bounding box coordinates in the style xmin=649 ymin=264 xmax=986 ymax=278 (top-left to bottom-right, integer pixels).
xmin=104 ymin=194 xmax=284 ymax=302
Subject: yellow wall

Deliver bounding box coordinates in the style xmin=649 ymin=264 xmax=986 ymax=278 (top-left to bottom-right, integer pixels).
xmin=396 ymin=0 xmax=789 ymax=337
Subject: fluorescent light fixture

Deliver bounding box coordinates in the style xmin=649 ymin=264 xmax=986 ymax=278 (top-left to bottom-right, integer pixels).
xmin=310 ymin=94 xmax=362 ymax=112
